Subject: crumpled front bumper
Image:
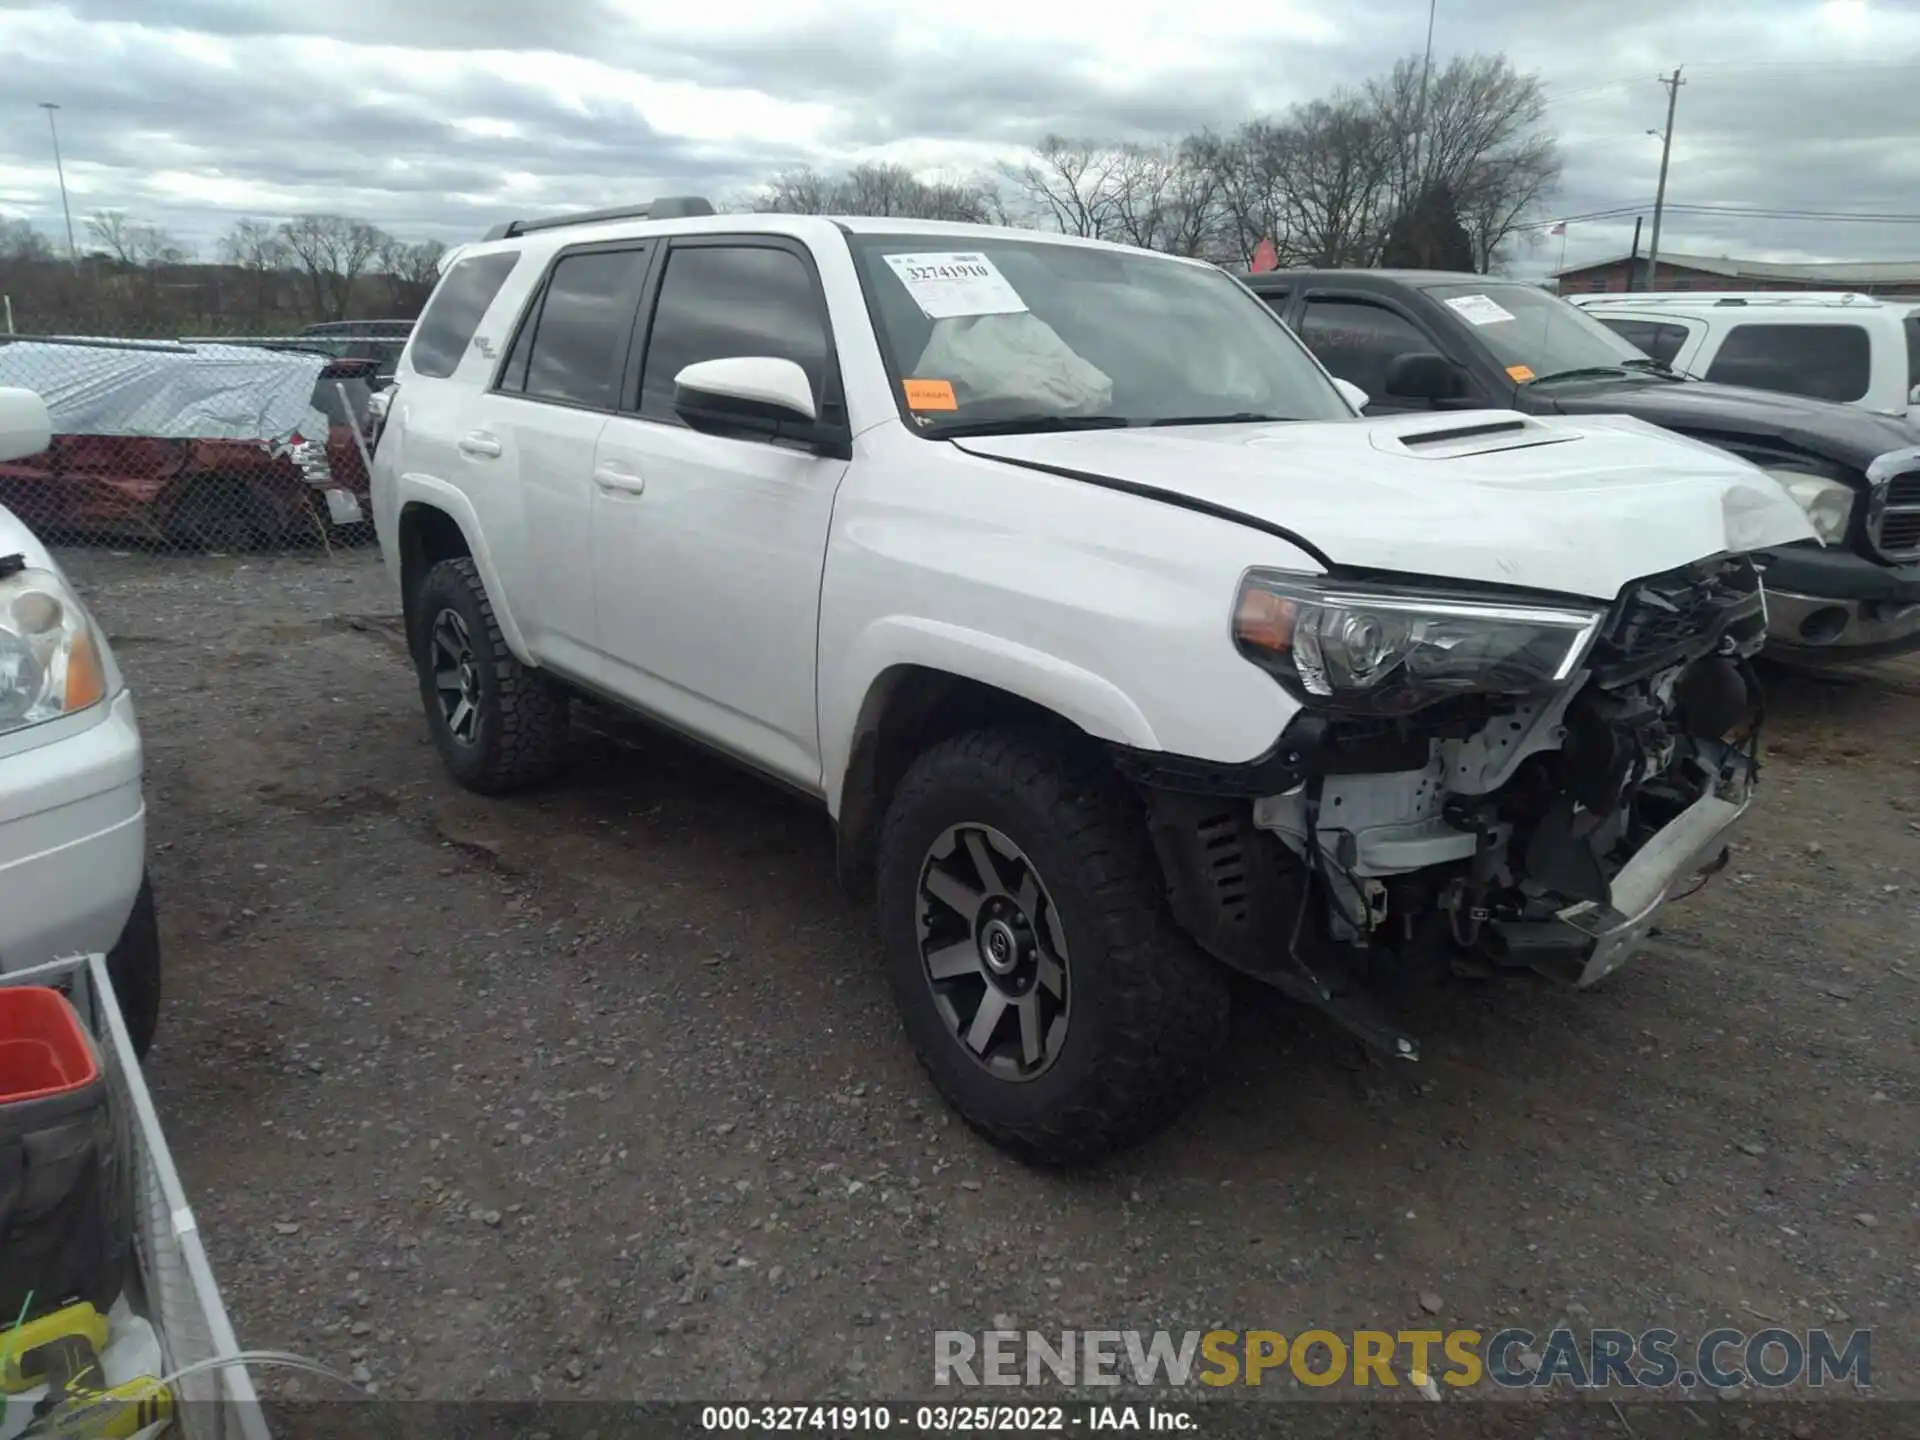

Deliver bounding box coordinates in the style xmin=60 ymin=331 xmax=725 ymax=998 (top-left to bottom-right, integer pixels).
xmin=1489 ymin=771 xmax=1754 ymax=989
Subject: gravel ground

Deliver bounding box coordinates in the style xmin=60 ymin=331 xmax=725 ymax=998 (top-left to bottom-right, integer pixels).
xmin=58 ymin=546 xmax=1918 ymax=1409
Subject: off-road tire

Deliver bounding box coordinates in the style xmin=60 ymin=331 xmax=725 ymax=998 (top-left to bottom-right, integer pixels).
xmin=411 ymin=557 xmax=571 ymax=794
xmin=876 ymin=727 xmax=1230 ymax=1166
xmin=106 ymin=874 xmax=162 ymax=1059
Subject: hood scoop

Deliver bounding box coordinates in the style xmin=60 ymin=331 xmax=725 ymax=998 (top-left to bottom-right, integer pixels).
xmin=1364 ymin=409 xmax=1580 ymax=461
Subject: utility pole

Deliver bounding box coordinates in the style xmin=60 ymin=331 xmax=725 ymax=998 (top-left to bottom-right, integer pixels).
xmin=1643 ymin=68 xmax=1685 ymax=291
xmin=39 ymin=102 xmax=78 ymax=266
xmin=1627 ymin=215 xmax=1643 ymax=291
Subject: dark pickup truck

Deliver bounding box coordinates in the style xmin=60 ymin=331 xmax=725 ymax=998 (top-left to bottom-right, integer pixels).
xmin=1246 ymin=270 xmax=1920 ymax=664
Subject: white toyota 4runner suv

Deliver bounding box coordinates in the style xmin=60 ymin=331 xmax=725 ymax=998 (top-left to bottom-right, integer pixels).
xmin=372 ymin=200 xmax=1815 ymax=1164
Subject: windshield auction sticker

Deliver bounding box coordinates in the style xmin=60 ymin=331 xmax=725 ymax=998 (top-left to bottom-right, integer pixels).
xmin=885 ymin=252 xmax=1030 ymax=320
xmin=1443 ymin=294 xmax=1516 ymax=326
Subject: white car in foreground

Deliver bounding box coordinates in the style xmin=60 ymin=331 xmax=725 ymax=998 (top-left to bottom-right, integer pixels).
xmin=0 ymin=387 xmax=159 ymax=1054
xmin=374 ymin=204 xmax=1816 ymax=1163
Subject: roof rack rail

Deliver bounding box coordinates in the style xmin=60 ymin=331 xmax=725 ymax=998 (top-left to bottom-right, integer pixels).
xmin=482 ymin=197 xmax=716 ymax=242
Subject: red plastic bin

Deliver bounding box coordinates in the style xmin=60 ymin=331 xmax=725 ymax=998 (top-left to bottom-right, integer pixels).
xmin=0 ymin=985 xmax=102 ymax=1103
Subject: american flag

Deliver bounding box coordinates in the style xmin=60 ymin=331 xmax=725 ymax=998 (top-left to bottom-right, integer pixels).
xmin=1549 ymin=222 xmax=1567 ymax=236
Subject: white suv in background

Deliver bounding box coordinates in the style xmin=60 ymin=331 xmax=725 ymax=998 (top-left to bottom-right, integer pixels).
xmin=1573 ymin=291 xmax=1920 ymax=424
xmin=372 ymin=198 xmax=1813 ymax=1163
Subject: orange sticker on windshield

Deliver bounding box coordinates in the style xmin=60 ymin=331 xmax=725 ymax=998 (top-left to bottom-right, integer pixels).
xmin=1506 ymin=364 xmax=1536 ymax=382
xmin=904 ymin=378 xmax=958 ymax=411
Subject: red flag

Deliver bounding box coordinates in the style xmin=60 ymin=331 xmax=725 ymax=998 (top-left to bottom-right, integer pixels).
xmin=1249 ymin=236 xmax=1279 ymax=273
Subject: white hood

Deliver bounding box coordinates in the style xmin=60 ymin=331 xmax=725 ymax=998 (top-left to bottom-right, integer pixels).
xmin=955 ymin=409 xmax=1818 ymax=600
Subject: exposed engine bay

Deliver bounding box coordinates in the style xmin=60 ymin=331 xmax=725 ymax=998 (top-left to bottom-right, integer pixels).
xmin=1129 ymin=555 xmax=1770 ymax=1059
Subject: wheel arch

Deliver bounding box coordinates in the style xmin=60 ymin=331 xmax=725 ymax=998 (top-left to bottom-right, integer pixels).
xmin=830 ymin=648 xmax=1155 ymax=903
xmin=394 ymin=487 xmax=532 ymax=663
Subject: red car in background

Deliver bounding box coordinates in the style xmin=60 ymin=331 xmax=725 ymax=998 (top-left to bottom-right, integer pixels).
xmin=0 ymin=337 xmax=377 ymax=550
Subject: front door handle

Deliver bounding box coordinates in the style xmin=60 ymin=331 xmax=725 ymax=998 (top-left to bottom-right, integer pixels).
xmin=459 ymin=431 xmax=502 ymax=459
xmin=593 ymin=466 xmax=646 ymax=495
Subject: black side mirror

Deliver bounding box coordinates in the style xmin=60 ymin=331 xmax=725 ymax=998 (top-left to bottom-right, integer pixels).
xmin=1384 ymin=352 xmax=1469 ymax=402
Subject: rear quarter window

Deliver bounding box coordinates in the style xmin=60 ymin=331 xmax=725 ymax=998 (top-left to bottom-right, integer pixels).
xmin=408 ymin=252 xmax=520 ymax=380
xmin=1703 ymin=322 xmax=1872 ymax=404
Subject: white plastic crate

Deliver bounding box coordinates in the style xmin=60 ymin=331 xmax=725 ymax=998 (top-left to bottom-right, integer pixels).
xmin=1 ymin=953 xmax=270 ymax=1440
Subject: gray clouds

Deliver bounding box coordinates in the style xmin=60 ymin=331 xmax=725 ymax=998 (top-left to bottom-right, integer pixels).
xmin=0 ymin=0 xmax=1914 ymax=269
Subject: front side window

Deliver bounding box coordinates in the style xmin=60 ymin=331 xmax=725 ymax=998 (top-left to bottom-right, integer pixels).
xmin=409 ymin=252 xmax=519 ymax=380
xmin=1704 ymin=323 xmax=1872 ymax=403
xmin=637 ymin=245 xmax=832 ymax=422
xmin=1296 ymin=299 xmax=1434 ymax=400
xmin=517 ymin=248 xmax=651 ymax=410
xmin=1903 ymin=311 xmax=1919 ymax=394
xmin=848 ymin=235 xmax=1352 ymax=432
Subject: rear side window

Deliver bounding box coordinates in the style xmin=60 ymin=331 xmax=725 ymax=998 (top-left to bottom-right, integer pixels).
xmin=516 ymin=248 xmax=651 ymax=410
xmin=1296 ymin=298 xmax=1433 ymax=400
xmin=1905 ymin=313 xmax=1919 ymax=392
xmin=409 ymin=252 xmax=519 ymax=379
xmin=1597 ymin=318 xmax=1690 ymax=366
xmin=1704 ymin=322 xmax=1872 ymax=403
xmin=637 ymin=245 xmax=832 ymax=422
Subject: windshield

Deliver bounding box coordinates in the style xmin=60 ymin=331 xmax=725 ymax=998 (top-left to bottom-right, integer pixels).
xmin=1422 ymin=282 xmax=1655 ymax=383
xmin=847 ymin=234 xmax=1353 ymax=431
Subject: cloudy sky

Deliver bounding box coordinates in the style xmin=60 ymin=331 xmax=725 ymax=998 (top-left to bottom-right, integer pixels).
xmin=1 ymin=0 xmax=1915 ymax=274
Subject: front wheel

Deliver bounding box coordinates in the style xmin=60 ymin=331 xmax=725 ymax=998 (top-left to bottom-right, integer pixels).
xmin=410 ymin=557 xmax=571 ymax=794
xmin=876 ymin=728 xmax=1230 ymax=1166
xmin=106 ymin=874 xmax=162 ymax=1059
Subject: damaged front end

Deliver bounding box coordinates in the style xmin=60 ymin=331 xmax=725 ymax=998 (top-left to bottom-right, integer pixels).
xmin=1122 ymin=556 xmax=1769 ymax=1060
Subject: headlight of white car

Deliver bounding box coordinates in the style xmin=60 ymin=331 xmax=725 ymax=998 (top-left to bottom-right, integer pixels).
xmin=0 ymin=563 xmax=109 ymax=735
xmin=1234 ymin=571 xmax=1604 ymax=716
xmin=1764 ymin=468 xmax=1854 ymax=546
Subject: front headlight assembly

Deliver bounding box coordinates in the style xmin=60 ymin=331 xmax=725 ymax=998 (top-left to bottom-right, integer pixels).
xmin=0 ymin=563 xmax=109 ymax=736
xmin=1763 ymin=468 xmax=1855 ymax=547
xmin=1234 ymin=571 xmax=1604 ymax=716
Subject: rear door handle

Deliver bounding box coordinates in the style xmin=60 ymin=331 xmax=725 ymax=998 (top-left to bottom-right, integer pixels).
xmin=593 ymin=465 xmax=646 ymax=495
xmin=459 ymin=431 xmax=502 ymax=459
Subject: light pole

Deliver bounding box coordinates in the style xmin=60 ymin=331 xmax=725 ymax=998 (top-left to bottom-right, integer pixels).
xmin=1412 ymin=0 xmax=1437 ymax=194
xmin=39 ymin=102 xmax=78 ymax=266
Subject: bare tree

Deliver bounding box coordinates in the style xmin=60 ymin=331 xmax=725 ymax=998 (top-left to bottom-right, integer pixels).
xmin=280 ymin=213 xmax=389 ymax=320
xmin=1366 ymin=53 xmax=1560 ymax=271
xmin=0 ymin=218 xmax=53 ymax=263
xmin=997 ymin=137 xmax=1132 ymax=239
xmin=83 ymin=210 xmax=187 ymax=267
xmin=1278 ymin=97 xmax=1397 ymax=266
xmin=219 ymin=218 xmax=288 ymax=271
xmin=376 ymin=236 xmax=448 ymax=313
xmin=1098 ymin=140 xmax=1227 ymax=256
xmin=750 ymin=162 xmax=1002 ymax=223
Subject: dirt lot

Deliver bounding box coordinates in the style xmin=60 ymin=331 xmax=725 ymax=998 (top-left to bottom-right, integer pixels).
xmin=61 ymin=546 xmax=1919 ymax=1407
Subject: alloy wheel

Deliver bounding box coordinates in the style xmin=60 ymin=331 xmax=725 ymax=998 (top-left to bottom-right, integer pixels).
xmin=916 ymin=823 xmax=1070 ymax=1082
xmin=430 ymin=608 xmax=481 ymax=746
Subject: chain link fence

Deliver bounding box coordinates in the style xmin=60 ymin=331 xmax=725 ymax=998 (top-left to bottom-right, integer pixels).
xmin=0 ymin=319 xmax=406 ymax=556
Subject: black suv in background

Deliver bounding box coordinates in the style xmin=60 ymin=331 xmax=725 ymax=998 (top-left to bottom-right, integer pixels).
xmin=299 ymin=319 xmax=414 ymax=389
xmin=1246 ymin=270 xmax=1920 ymax=664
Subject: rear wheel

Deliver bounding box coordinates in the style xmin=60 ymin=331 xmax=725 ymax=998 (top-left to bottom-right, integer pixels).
xmin=410 ymin=557 xmax=571 ymax=793
xmin=876 ymin=728 xmax=1230 ymax=1166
